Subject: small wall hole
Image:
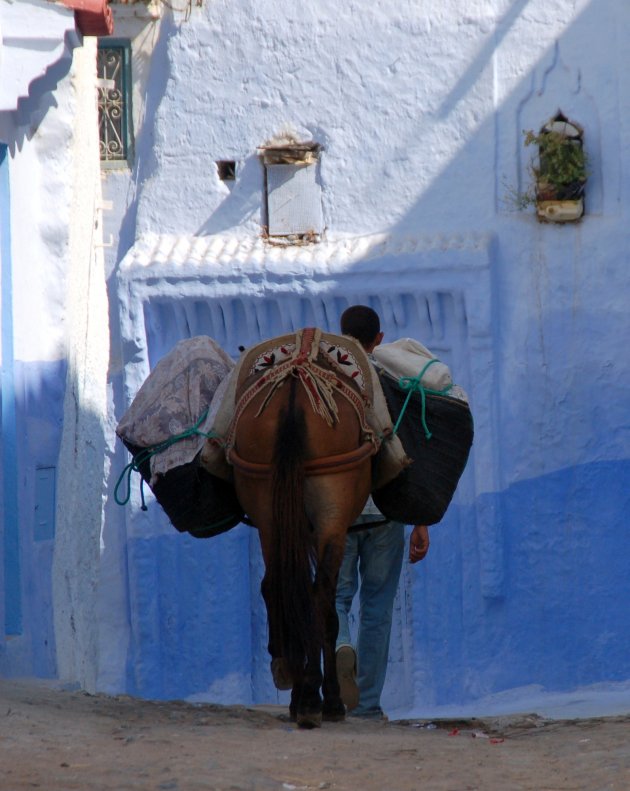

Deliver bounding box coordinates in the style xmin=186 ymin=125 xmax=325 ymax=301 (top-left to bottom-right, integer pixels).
xmin=216 ymin=160 xmax=236 ymax=181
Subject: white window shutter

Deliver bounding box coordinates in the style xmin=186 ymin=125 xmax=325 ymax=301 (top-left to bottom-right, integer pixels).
xmin=267 ymin=164 xmax=324 ymax=237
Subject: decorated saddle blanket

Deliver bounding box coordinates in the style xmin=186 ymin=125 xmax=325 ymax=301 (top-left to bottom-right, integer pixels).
xmin=200 ymin=328 xmax=409 ymax=488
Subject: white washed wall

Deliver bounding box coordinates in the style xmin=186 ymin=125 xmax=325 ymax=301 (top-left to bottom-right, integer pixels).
xmin=0 ymin=10 xmax=107 ymax=683
xmin=96 ymin=0 xmax=630 ymax=712
xmin=3 ymin=0 xmax=629 ymax=716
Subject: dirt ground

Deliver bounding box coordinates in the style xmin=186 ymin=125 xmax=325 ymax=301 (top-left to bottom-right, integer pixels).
xmin=1 ymin=679 xmax=629 ymax=791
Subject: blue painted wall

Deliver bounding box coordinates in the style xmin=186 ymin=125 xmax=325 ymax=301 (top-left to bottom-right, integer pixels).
xmin=2 ymin=1 xmax=629 ymax=712
xmin=103 ymin=0 xmax=630 ymax=710
xmin=1 ymin=142 xmax=21 ymax=638
xmin=1 ymin=144 xmax=67 ymax=677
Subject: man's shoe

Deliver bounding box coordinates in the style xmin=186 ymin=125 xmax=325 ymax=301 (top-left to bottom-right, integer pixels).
xmin=350 ymin=707 xmax=388 ymax=721
xmin=336 ymin=645 xmax=359 ymax=711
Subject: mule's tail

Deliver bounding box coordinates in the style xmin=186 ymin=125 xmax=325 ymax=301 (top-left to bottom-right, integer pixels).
xmin=268 ymin=377 xmax=317 ymax=682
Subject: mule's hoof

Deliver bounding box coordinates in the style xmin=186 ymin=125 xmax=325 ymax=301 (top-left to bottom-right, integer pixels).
xmin=323 ymin=701 xmax=346 ymax=722
xmin=271 ymin=658 xmax=293 ymax=690
xmin=296 ymin=711 xmax=322 ymax=729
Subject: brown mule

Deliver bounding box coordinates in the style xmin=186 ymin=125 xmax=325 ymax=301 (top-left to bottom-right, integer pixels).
xmin=230 ymin=329 xmax=377 ymax=728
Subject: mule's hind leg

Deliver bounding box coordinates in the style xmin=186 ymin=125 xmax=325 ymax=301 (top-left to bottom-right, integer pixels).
xmin=288 ymin=677 xmax=321 ymax=728
xmin=316 ymin=542 xmax=346 ymax=722
xmin=292 ymin=584 xmax=324 ymax=729
xmin=261 ymin=573 xmax=293 ymax=690
xmin=294 ymin=655 xmax=323 ymax=728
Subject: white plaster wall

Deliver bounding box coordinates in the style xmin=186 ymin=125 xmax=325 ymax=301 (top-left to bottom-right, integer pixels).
xmin=127 ymin=0 xmax=630 ymax=484
xmin=2 ymin=0 xmax=625 ymax=712
xmin=0 ymin=0 xmax=77 ymax=114
xmin=51 ymin=37 xmax=110 ymax=693
xmin=132 ymin=0 xmax=595 ymax=238
xmin=98 ymin=0 xmax=630 ymax=711
xmin=9 ymin=114 xmax=70 ymax=364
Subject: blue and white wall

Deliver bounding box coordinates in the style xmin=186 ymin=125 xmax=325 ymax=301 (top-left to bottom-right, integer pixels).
xmin=0 ymin=1 xmax=109 ymax=687
xmin=2 ymin=0 xmax=629 ymax=716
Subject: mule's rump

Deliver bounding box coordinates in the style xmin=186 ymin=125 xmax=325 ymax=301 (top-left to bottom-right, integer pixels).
xmin=200 ymin=328 xmax=409 ymax=490
xmin=231 ymin=350 xmax=373 ymax=727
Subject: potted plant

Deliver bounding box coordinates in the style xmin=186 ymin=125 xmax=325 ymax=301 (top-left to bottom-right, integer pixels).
xmin=523 ymin=112 xmax=588 ymax=223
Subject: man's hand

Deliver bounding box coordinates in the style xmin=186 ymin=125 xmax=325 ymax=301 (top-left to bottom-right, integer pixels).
xmin=409 ymin=524 xmax=430 ymax=563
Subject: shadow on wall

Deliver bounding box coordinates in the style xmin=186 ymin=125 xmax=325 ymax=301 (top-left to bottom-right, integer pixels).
xmin=7 ymin=31 xmax=76 ymax=154
xmin=436 ymin=0 xmax=534 ymax=120
xmin=0 ymin=360 xmax=67 ymax=678
xmin=53 ymin=365 xmax=111 ymax=692
xmin=106 ymin=13 xmax=178 ymax=396
xmin=404 ymin=0 xmax=605 ymax=230
xmin=195 ymin=155 xmax=264 ymax=236
xmin=112 ymin=10 xmax=178 ymax=273
xmin=376 ymin=0 xmax=630 ymax=701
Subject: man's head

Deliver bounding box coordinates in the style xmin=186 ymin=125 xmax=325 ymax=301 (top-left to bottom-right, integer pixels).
xmin=340 ymin=305 xmax=384 ymax=352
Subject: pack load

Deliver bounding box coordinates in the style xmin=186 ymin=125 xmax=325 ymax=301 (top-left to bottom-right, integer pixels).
xmin=200 ymin=328 xmax=410 ymax=491
xmin=115 ymin=336 xmax=244 ymax=538
xmin=371 ymin=339 xmax=474 ymax=526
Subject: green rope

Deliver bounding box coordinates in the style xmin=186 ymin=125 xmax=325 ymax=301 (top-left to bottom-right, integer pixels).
xmin=392 ymin=359 xmax=453 ymax=440
xmin=114 ymin=408 xmax=222 ymax=511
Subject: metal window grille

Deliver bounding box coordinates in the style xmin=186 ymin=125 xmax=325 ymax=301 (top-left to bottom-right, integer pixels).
xmin=97 ymin=42 xmax=132 ymax=164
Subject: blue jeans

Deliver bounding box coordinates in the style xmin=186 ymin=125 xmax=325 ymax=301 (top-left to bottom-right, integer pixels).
xmin=335 ymin=521 xmax=405 ymax=717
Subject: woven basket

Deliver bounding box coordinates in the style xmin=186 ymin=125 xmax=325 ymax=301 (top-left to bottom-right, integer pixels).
xmin=124 ymin=441 xmax=244 ymax=539
xmin=373 ymin=373 xmax=474 ymax=525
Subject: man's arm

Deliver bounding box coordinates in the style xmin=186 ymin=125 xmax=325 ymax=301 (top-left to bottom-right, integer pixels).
xmin=409 ymin=524 xmax=430 ymax=564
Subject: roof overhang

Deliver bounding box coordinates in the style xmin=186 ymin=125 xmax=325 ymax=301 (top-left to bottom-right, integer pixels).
xmin=59 ymin=0 xmax=114 ymax=36
xmin=0 ymin=0 xmax=112 ymax=122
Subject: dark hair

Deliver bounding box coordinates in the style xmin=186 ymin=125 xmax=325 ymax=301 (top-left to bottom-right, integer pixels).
xmin=340 ymin=305 xmax=380 ymax=348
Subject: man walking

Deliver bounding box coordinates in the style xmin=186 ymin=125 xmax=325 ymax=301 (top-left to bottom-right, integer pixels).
xmin=335 ymin=305 xmax=430 ymax=719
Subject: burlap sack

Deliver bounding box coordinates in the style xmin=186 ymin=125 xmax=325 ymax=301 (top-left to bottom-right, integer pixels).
xmin=116 ymin=336 xmax=244 ymax=538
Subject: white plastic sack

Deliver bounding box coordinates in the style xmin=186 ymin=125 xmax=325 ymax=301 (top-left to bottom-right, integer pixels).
xmin=372 ymin=338 xmax=452 ymax=390
xmin=372 ymin=338 xmax=469 ymax=403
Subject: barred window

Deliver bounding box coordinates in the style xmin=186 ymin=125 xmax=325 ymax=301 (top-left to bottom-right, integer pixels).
xmin=97 ymin=41 xmax=133 ymax=165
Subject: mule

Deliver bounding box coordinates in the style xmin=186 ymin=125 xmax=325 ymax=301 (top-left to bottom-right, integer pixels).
xmin=228 ymin=328 xmax=377 ymax=727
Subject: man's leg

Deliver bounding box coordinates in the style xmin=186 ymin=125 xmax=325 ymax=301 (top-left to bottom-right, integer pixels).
xmin=335 ymin=531 xmax=360 ymax=709
xmin=354 ymin=522 xmax=405 ymax=718
xmin=335 ymin=531 xmax=359 ymax=649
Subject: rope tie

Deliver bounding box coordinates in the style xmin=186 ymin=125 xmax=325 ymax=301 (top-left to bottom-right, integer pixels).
xmin=392 ymin=359 xmax=453 ymax=440
xmin=114 ymin=408 xmax=221 ymax=510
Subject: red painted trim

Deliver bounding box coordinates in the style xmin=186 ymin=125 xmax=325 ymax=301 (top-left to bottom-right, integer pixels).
xmin=59 ymin=0 xmax=114 ymax=36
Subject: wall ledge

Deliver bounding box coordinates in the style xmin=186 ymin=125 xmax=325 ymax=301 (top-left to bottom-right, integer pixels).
xmin=119 ymin=231 xmax=493 ymax=278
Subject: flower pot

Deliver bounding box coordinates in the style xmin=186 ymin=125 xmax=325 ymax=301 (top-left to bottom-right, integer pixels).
xmin=536 ymin=198 xmax=584 ymax=223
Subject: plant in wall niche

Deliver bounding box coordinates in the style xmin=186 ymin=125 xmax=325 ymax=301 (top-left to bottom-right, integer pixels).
xmin=522 ymin=112 xmax=588 ymax=223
